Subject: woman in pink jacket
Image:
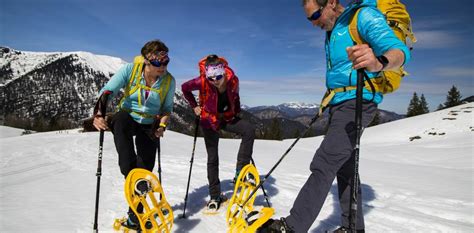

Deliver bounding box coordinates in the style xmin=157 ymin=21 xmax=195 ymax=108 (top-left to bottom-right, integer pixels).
xmin=182 ymin=54 xmax=255 ymax=212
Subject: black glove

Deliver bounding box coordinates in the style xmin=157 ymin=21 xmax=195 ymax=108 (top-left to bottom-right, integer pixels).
xmin=93 ymin=90 xmax=112 ymax=117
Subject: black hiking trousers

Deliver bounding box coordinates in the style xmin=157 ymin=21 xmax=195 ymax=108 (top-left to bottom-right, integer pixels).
xmin=112 ymin=111 xmax=158 ymax=218
xmin=285 ymin=99 xmax=377 ymax=233
xmin=202 ymin=117 xmax=256 ymax=199
xmin=111 ymin=110 xmax=157 ymax=178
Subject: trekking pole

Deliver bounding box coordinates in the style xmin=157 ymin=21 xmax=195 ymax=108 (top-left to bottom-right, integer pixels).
xmin=349 ymin=69 xmax=365 ymax=233
xmin=233 ymin=113 xmax=322 ymax=218
xmin=250 ymin=158 xmax=271 ymax=207
xmin=157 ymin=138 xmax=162 ymax=183
xmin=93 ymin=129 xmax=105 ymax=232
xmin=93 ymin=91 xmax=110 ymax=233
xmin=180 ymin=117 xmax=200 ymax=218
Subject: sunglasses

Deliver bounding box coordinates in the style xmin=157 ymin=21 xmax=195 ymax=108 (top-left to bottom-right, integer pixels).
xmin=207 ymin=74 xmax=224 ymax=82
xmin=147 ymin=56 xmax=170 ymax=68
xmin=307 ymin=7 xmax=324 ymax=21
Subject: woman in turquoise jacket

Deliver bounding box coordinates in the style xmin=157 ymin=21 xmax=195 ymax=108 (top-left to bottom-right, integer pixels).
xmin=259 ymin=0 xmax=411 ymax=232
xmin=92 ymin=39 xmax=175 ymax=229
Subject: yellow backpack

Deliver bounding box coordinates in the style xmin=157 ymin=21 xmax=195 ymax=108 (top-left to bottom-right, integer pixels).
xmin=349 ymin=0 xmax=416 ymax=94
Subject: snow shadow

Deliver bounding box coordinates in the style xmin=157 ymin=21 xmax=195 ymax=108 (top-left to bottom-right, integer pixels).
xmin=254 ymin=175 xmax=278 ymax=206
xmin=171 ymin=176 xmax=278 ymax=232
xmin=310 ymin=183 xmax=375 ymax=233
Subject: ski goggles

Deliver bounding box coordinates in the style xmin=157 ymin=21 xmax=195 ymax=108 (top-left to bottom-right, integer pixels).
xmin=205 ymin=63 xmax=225 ymax=81
xmin=148 ymin=56 xmax=169 ymax=67
xmin=147 ymin=51 xmax=170 ymax=67
xmin=207 ymin=74 xmax=224 ymax=82
xmin=307 ymin=7 xmax=324 ymax=21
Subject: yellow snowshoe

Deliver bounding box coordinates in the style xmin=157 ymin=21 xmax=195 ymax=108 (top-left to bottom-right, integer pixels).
xmin=114 ymin=168 xmax=173 ymax=233
xmin=226 ymin=164 xmax=274 ymax=233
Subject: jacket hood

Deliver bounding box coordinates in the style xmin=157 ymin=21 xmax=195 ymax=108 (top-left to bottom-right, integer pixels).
xmin=341 ymin=0 xmax=377 ymax=20
xmin=350 ymin=0 xmax=376 ymax=7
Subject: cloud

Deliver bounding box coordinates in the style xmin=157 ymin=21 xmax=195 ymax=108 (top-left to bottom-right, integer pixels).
xmin=433 ymin=67 xmax=474 ymax=77
xmin=396 ymin=80 xmax=473 ymax=95
xmin=270 ymin=27 xmax=324 ymax=49
xmin=286 ymin=40 xmax=306 ymax=49
xmin=239 ymin=75 xmax=327 ymax=106
xmin=385 ymin=64 xmax=474 ymax=96
xmin=240 ymin=73 xmax=327 ymax=96
xmin=413 ymin=30 xmax=463 ymax=49
xmin=412 ymin=18 xmax=461 ymax=31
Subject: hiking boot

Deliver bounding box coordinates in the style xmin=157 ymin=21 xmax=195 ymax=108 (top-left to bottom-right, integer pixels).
xmin=257 ymin=217 xmax=294 ymax=233
xmin=122 ymin=211 xmax=140 ymax=230
xmin=207 ymin=194 xmax=227 ymax=211
xmin=330 ymin=226 xmax=365 ymax=233
xmin=232 ymin=169 xmax=241 ymax=184
xmin=244 ymin=173 xmax=256 ymax=186
xmin=135 ymin=178 xmax=151 ymax=196
xmin=232 ymin=171 xmax=256 ymax=186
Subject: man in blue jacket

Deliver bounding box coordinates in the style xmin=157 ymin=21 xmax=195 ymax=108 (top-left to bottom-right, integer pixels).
xmin=258 ymin=0 xmax=411 ymax=232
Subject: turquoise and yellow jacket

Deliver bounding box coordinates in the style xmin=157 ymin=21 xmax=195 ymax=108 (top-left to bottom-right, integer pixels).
xmin=99 ymin=61 xmax=176 ymax=125
xmin=326 ymin=0 xmax=411 ymax=105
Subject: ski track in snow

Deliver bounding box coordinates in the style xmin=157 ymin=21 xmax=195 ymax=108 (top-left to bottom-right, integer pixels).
xmin=0 ymin=103 xmax=473 ymax=232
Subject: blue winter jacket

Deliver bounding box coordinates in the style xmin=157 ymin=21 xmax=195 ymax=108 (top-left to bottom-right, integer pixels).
xmin=99 ymin=63 xmax=176 ymax=125
xmin=326 ymin=0 xmax=411 ymax=105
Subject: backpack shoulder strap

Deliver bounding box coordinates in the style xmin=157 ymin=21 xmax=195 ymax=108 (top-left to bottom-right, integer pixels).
xmin=158 ymin=73 xmax=172 ymax=106
xmin=128 ymin=56 xmax=144 ymax=93
xmin=349 ymin=8 xmax=364 ymax=45
xmin=199 ymin=75 xmax=210 ymax=108
xmin=117 ymin=56 xmax=144 ymax=110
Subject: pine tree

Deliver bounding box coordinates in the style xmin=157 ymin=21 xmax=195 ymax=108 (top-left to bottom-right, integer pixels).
xmin=443 ymin=85 xmax=462 ymax=108
xmin=420 ymin=94 xmax=429 ymax=114
xmin=293 ymin=128 xmax=301 ymax=138
xmin=406 ymin=92 xmax=421 ymax=117
xmin=265 ymin=118 xmax=282 ymax=140
xmin=437 ymin=104 xmax=444 ymax=111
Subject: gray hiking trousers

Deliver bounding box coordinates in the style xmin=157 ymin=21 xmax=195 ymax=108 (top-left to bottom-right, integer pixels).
xmin=285 ymin=99 xmax=377 ymax=233
xmin=202 ymin=117 xmax=255 ymax=199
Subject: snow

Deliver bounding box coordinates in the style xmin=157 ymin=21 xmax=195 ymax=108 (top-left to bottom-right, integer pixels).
xmin=0 ymin=103 xmax=473 ymax=233
xmin=0 ymin=126 xmax=25 ymax=138
xmin=280 ymin=102 xmax=320 ymax=109
xmin=0 ymin=49 xmax=125 ymax=86
xmin=73 ymin=51 xmax=125 ymax=76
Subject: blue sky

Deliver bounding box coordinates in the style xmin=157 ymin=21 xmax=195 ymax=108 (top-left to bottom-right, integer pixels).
xmin=2 ymin=0 xmax=473 ymax=114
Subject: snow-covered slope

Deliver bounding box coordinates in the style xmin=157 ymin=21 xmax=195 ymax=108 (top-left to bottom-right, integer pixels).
xmin=0 ymin=103 xmax=472 ymax=232
xmin=0 ymin=48 xmax=125 ymax=86
xmin=0 ymin=48 xmax=127 ymax=128
xmin=0 ymin=125 xmax=25 ymax=138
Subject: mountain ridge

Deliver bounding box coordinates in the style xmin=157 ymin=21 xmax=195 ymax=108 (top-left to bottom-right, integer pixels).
xmin=1 ymin=47 xmax=401 ymax=139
